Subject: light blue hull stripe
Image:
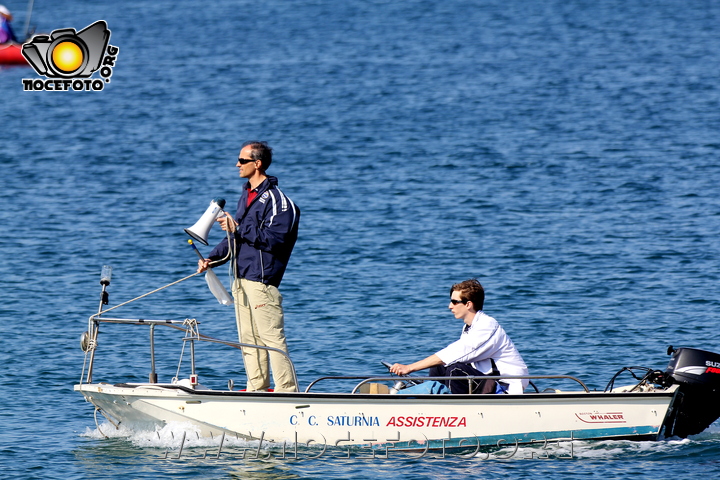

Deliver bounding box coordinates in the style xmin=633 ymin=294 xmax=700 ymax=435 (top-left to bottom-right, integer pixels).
xmin=374 ymin=425 xmax=660 ymax=450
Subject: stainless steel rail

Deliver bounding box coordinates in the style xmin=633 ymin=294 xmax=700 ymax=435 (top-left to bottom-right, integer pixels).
xmin=88 ymin=317 xmax=188 ymax=325
xmin=84 ymin=317 xmax=583 ymax=395
xmin=187 ymin=336 xmax=300 ymax=390
xmin=305 ymin=374 xmax=590 ymax=393
xmin=82 ymin=316 xmax=299 ymax=391
xmin=83 ymin=317 xmax=190 ymax=384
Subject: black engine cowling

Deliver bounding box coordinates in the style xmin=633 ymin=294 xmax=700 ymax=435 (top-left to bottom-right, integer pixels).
xmin=662 ymin=347 xmax=720 ymax=438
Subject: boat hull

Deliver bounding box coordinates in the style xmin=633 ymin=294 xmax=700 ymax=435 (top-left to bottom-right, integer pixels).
xmin=75 ymin=383 xmax=677 ymax=450
xmin=0 ymin=43 xmax=28 ymax=65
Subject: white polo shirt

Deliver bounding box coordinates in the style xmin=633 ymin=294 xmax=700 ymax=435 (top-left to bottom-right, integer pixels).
xmin=435 ymin=311 xmax=529 ymax=394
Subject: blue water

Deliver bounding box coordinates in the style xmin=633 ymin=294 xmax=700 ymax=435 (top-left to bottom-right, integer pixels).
xmin=2 ymin=0 xmax=720 ymax=478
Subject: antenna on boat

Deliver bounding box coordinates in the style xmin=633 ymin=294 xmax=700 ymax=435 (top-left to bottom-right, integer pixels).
xmin=98 ymin=265 xmax=112 ymax=309
xmin=81 ymin=265 xmax=113 ymax=380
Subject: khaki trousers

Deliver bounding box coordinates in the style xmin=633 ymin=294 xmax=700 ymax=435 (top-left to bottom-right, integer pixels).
xmin=232 ymin=278 xmax=297 ymax=392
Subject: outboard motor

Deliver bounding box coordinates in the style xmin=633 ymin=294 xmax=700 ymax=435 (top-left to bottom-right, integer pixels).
xmin=662 ymin=347 xmax=720 ymax=438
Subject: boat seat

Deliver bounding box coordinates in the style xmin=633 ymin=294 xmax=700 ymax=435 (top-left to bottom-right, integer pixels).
xmin=357 ymin=382 xmax=391 ymax=394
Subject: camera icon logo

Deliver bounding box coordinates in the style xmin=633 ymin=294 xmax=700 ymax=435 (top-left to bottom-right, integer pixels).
xmin=22 ymin=20 xmax=110 ymax=78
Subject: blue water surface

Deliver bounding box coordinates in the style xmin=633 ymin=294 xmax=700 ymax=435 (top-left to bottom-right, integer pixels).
xmin=2 ymin=0 xmax=720 ymax=478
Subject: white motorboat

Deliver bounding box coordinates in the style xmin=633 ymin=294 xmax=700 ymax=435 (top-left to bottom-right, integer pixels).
xmin=75 ymin=273 xmax=720 ymax=453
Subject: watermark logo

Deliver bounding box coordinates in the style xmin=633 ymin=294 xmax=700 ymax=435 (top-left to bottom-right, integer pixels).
xmin=156 ymin=430 xmax=576 ymax=461
xmin=21 ymin=20 xmax=119 ymax=92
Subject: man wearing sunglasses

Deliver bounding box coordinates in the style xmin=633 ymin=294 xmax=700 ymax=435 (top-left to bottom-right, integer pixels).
xmin=390 ymin=279 xmax=528 ymax=394
xmin=198 ymin=141 xmax=300 ymax=392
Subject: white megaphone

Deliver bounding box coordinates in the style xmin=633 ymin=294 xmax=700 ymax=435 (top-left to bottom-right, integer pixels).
xmin=184 ymin=198 xmax=226 ymax=245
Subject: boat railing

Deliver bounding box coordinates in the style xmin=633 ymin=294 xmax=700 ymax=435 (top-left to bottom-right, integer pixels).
xmin=83 ymin=315 xmax=582 ymax=395
xmin=305 ymin=374 xmax=590 ymax=394
xmin=82 ymin=316 xmax=189 ymax=385
xmin=81 ymin=316 xmax=298 ymax=390
xmin=189 ymin=336 xmax=299 ymax=390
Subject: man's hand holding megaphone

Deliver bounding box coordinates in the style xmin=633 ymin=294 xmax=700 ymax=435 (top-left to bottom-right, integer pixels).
xmin=217 ymin=211 xmax=238 ymax=234
xmin=196 ymin=212 xmax=237 ymax=274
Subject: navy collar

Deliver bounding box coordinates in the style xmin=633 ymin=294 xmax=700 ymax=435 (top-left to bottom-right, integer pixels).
xmin=244 ymin=175 xmax=278 ymax=192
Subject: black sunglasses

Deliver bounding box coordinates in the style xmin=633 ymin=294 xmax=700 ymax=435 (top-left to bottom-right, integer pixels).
xmin=237 ymin=157 xmax=256 ymax=164
xmin=450 ymin=299 xmax=467 ymax=305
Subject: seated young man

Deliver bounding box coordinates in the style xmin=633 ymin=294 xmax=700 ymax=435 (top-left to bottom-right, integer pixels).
xmin=390 ymin=279 xmax=529 ymax=394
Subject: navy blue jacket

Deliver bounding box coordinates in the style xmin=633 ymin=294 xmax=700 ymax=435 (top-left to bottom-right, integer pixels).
xmin=208 ymin=176 xmax=299 ymax=287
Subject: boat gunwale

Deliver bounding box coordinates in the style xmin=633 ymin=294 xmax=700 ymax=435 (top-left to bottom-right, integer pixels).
xmin=76 ymin=382 xmax=678 ymax=402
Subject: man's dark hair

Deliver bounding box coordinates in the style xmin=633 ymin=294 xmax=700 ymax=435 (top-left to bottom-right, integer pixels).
xmin=241 ymin=141 xmax=273 ymax=172
xmin=450 ymin=278 xmax=485 ymax=310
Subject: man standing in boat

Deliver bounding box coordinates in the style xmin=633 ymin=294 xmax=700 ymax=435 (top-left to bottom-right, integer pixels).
xmin=390 ymin=279 xmax=529 ymax=394
xmin=197 ymin=141 xmax=300 ymax=393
